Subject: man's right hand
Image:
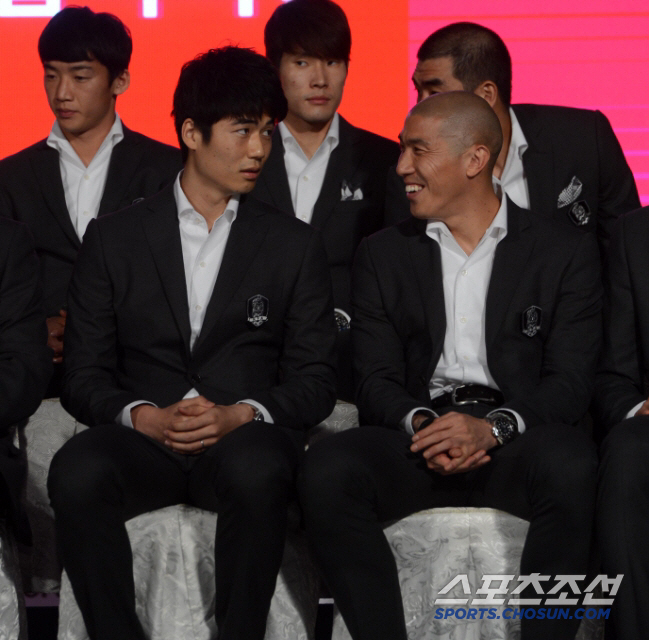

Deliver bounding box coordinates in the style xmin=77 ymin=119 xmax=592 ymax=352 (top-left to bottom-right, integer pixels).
xmin=46 ymin=309 xmax=67 ymax=363
xmin=131 ymin=396 xmax=216 ymax=444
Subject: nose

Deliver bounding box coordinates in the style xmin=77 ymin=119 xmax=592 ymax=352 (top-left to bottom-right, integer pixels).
xmin=310 ymin=60 xmax=328 ymax=88
xmin=247 ymin=132 xmax=266 ymax=161
xmin=417 ymin=89 xmax=431 ymax=103
xmin=396 ymin=148 xmax=413 ymax=178
xmin=54 ymin=76 xmax=73 ymax=103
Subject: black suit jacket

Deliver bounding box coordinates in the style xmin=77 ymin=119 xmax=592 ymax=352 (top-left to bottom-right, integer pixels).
xmin=594 ymin=207 xmax=649 ymax=428
xmin=352 ymin=200 xmax=602 ymax=429
xmin=386 ymin=104 xmax=640 ymax=252
xmin=252 ymin=116 xmax=400 ymax=399
xmin=0 ymin=219 xmax=51 ymax=542
xmin=0 ymin=126 xmax=182 ymax=395
xmin=61 ymin=185 xmax=337 ymax=431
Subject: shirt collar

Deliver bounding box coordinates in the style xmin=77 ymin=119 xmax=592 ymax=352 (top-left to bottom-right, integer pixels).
xmin=173 ymin=171 xmax=239 ymax=223
xmin=426 ymin=196 xmax=509 ymax=244
xmin=47 ymin=112 xmax=124 ymax=155
xmin=508 ymin=107 xmax=528 ymax=161
xmin=279 ymin=112 xmax=340 ymax=150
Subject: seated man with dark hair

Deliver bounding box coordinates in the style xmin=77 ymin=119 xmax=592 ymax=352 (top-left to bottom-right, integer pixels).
xmin=387 ymin=21 xmax=639 ymax=253
xmin=47 ymin=46 xmax=336 ymax=640
xmin=254 ymin=0 xmax=401 ymax=401
xmin=595 ymin=205 xmax=649 ymax=640
xmin=0 ymin=219 xmax=51 ymax=544
xmin=0 ymin=6 xmax=181 ymax=389
xmin=300 ymin=92 xmax=601 ymax=640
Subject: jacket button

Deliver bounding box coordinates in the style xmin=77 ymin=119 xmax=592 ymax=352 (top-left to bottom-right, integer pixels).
xmin=190 ymin=373 xmax=202 ymax=385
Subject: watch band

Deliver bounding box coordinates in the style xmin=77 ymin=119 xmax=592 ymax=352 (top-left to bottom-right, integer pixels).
xmin=240 ymin=402 xmax=264 ymax=422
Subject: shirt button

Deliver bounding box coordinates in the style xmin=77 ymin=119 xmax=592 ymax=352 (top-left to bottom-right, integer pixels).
xmin=200 ymin=261 xmax=206 ymax=268
xmin=82 ymin=210 xmax=89 ymax=216
xmin=302 ymin=175 xmax=309 ymax=182
xmin=83 ymin=175 xmax=89 ymax=181
xmin=300 ymin=215 xmax=307 ymax=221
xmin=460 ymin=317 xmax=467 ymax=324
xmin=461 ymin=270 xmax=468 ymax=276
xmin=463 ymin=355 xmax=469 ymax=361
xmin=195 ymin=304 xmax=202 ymax=311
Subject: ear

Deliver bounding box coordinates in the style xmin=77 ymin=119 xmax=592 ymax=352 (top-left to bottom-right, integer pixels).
xmin=473 ymin=80 xmax=498 ymax=108
xmin=465 ymin=144 xmax=491 ymax=179
xmin=112 ymin=69 xmax=130 ymax=97
xmin=181 ymin=118 xmax=201 ymax=152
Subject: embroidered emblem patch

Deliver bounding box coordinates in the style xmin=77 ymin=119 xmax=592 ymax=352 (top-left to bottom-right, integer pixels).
xmin=568 ymin=200 xmax=591 ymax=227
xmin=522 ymin=306 xmax=542 ymax=338
xmin=247 ymin=295 xmax=269 ymax=327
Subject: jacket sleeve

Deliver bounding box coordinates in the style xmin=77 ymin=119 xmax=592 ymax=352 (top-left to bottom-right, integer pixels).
xmin=0 ymin=222 xmax=51 ymax=432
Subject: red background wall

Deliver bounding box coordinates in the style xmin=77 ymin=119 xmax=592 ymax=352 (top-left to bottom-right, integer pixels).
xmin=1 ymin=0 xmax=647 ymax=203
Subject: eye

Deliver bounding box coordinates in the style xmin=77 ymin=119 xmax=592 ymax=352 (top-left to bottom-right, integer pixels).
xmin=262 ymin=128 xmax=274 ymax=138
xmin=326 ymin=59 xmax=342 ymax=67
xmin=295 ymin=59 xmax=308 ymax=67
xmin=236 ymin=128 xmax=250 ymax=135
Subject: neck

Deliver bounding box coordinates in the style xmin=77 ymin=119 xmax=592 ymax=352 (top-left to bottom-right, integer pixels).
xmin=492 ymin=102 xmax=512 ymax=181
xmin=442 ymin=188 xmax=502 ymax=255
xmin=64 ymin=111 xmax=117 ymax=168
xmin=282 ymin=113 xmax=334 ymax=160
xmin=180 ymin=164 xmax=232 ymax=231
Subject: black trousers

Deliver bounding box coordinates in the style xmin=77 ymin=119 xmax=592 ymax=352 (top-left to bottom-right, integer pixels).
xmin=299 ymin=408 xmax=597 ymax=640
xmin=48 ymin=421 xmax=304 ymax=640
xmin=597 ymin=415 xmax=649 ymax=640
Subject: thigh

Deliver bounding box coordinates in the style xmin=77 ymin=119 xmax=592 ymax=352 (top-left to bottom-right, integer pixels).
xmin=187 ymin=421 xmax=305 ymax=511
xmin=301 ymin=425 xmax=472 ymax=524
xmin=48 ymin=424 xmax=190 ymax=521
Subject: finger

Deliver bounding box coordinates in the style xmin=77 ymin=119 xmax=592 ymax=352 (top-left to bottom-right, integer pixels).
xmin=176 ymin=404 xmax=214 ymax=417
xmin=165 ymin=424 xmax=216 ymax=443
xmin=421 ymin=437 xmax=465 ymax=460
xmin=59 ymin=309 xmax=68 ymax=317
xmin=445 ymin=449 xmax=487 ymax=472
xmin=165 ymin=436 xmax=217 ymax=454
xmin=411 ymin=426 xmax=456 ymax=451
xmin=53 ymin=356 xmax=63 ymax=364
xmin=49 ymin=327 xmax=65 ymax=338
xmin=427 ymin=452 xmax=454 ymax=471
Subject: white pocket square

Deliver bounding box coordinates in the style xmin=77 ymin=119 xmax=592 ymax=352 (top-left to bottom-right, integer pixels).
xmin=557 ymin=176 xmax=583 ymax=208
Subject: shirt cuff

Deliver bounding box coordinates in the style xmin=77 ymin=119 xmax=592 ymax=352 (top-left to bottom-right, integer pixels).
xmin=117 ymin=401 xmax=158 ymax=428
xmin=487 ymin=408 xmax=526 ymax=435
xmin=401 ymin=407 xmax=437 ymax=436
xmin=626 ymin=401 xmax=645 ymax=420
xmin=237 ymin=400 xmax=273 ymax=424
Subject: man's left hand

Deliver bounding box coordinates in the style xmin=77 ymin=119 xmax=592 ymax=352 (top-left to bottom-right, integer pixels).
xmin=411 ymin=411 xmax=497 ymax=474
xmin=163 ymin=403 xmax=256 ymax=454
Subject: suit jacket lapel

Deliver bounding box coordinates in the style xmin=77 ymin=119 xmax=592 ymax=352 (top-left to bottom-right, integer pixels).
xmin=256 ymin=131 xmax=294 ymax=215
xmin=310 ymin=117 xmax=363 ymax=230
xmin=29 ymin=142 xmax=81 ymax=250
xmin=407 ymin=223 xmax=446 ymax=380
xmin=486 ymin=200 xmax=536 ymax=349
xmin=513 ymin=105 xmax=557 ymax=217
xmin=99 ymin=127 xmax=144 ymax=215
xmin=141 ymin=186 xmax=192 ymax=357
xmin=192 ymin=196 xmax=270 ymax=354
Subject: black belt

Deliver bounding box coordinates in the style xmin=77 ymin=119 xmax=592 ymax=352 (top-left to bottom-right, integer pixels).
xmin=430 ymin=384 xmax=504 ymax=410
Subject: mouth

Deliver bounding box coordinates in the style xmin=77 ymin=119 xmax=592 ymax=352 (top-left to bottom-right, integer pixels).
xmin=56 ymin=109 xmax=77 ymax=119
xmin=240 ymin=167 xmax=261 ymax=180
xmin=307 ymin=96 xmax=331 ymax=105
xmin=405 ymin=183 xmax=424 ymax=197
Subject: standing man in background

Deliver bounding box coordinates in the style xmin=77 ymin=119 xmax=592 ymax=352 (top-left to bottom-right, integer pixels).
xmin=254 ymin=0 xmax=401 ymax=401
xmin=388 ymin=21 xmax=639 ymax=253
xmin=0 ymin=6 xmax=181 ymax=590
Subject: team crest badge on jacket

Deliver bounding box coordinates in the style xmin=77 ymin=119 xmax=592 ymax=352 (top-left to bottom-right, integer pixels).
xmin=247 ymin=295 xmax=269 ymax=327
xmin=522 ymin=306 xmax=542 ymax=337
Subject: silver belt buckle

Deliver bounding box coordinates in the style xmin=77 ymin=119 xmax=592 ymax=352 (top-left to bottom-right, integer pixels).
xmin=451 ymin=384 xmax=479 ymax=406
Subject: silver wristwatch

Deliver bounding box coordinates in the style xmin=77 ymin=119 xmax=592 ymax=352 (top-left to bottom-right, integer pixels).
xmin=486 ymin=411 xmax=518 ymax=446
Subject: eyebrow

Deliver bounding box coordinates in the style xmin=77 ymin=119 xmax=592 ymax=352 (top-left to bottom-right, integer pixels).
xmin=412 ymin=76 xmax=444 ymax=89
xmin=232 ymin=117 xmax=259 ymax=125
xmin=45 ymin=63 xmax=94 ymax=72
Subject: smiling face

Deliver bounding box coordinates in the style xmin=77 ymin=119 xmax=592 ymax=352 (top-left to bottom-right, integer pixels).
xmin=411 ymin=56 xmax=465 ymax=102
xmin=43 ymin=59 xmax=128 ymax=140
xmin=397 ymin=113 xmax=468 ymax=220
xmin=183 ymin=114 xmax=275 ymax=200
xmin=278 ymin=53 xmax=347 ymax=129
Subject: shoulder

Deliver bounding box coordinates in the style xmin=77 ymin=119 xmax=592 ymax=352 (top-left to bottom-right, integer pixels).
xmin=339 ymin=117 xmax=400 ymax=155
xmin=0 ymin=139 xmax=50 ymax=174
xmin=512 ymin=103 xmax=606 ymax=133
xmin=119 ymin=127 xmax=181 ymax=160
xmin=242 ymin=194 xmax=319 ymax=241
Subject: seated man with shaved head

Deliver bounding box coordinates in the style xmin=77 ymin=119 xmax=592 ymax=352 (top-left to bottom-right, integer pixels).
xmin=299 ymin=91 xmax=601 ymax=640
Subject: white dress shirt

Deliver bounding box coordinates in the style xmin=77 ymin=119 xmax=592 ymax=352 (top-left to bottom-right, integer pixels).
xmin=403 ymin=197 xmax=525 ymax=435
xmin=279 ymin=112 xmax=340 ymax=224
xmin=492 ymin=108 xmax=530 ymax=210
xmin=46 ymin=114 xmax=124 ymax=240
xmin=118 ymin=172 xmax=272 ymax=427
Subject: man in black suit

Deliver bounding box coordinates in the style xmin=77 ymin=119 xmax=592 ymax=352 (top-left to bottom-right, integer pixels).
xmin=0 ymin=7 xmax=181 ymax=390
xmin=47 ymin=47 xmax=336 ymax=640
xmin=0 ymin=219 xmax=51 ymax=543
xmin=388 ymin=21 xmax=639 ymax=253
xmin=300 ymin=92 xmax=601 ymax=640
xmin=254 ymin=0 xmax=400 ymax=400
xmin=595 ymin=206 xmax=649 ymax=640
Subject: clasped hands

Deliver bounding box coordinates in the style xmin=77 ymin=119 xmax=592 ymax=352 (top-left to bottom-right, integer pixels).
xmin=131 ymin=396 xmax=255 ymax=454
xmin=411 ymin=411 xmax=498 ymax=475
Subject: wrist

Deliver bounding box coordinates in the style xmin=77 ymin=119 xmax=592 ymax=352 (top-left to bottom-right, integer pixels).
xmin=131 ymin=404 xmax=157 ymax=431
xmin=235 ymin=402 xmax=257 ymax=425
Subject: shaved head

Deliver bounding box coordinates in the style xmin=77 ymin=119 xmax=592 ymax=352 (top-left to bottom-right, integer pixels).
xmin=408 ymin=91 xmax=502 ymax=172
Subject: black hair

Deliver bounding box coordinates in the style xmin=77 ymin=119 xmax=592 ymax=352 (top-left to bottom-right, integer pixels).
xmin=264 ymin=0 xmax=351 ymax=68
xmin=38 ymin=6 xmax=132 ymax=82
xmin=417 ymin=22 xmax=512 ymax=106
xmin=172 ymin=46 xmax=288 ymax=163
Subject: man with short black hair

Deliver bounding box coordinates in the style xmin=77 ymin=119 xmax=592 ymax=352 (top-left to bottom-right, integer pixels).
xmin=390 ymin=21 xmax=639 ymax=252
xmin=0 ymin=6 xmax=181 ymax=385
xmin=48 ymin=46 xmax=336 ymax=640
xmin=255 ymin=0 xmax=401 ymax=401
xmin=300 ymin=92 xmax=601 ymax=640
